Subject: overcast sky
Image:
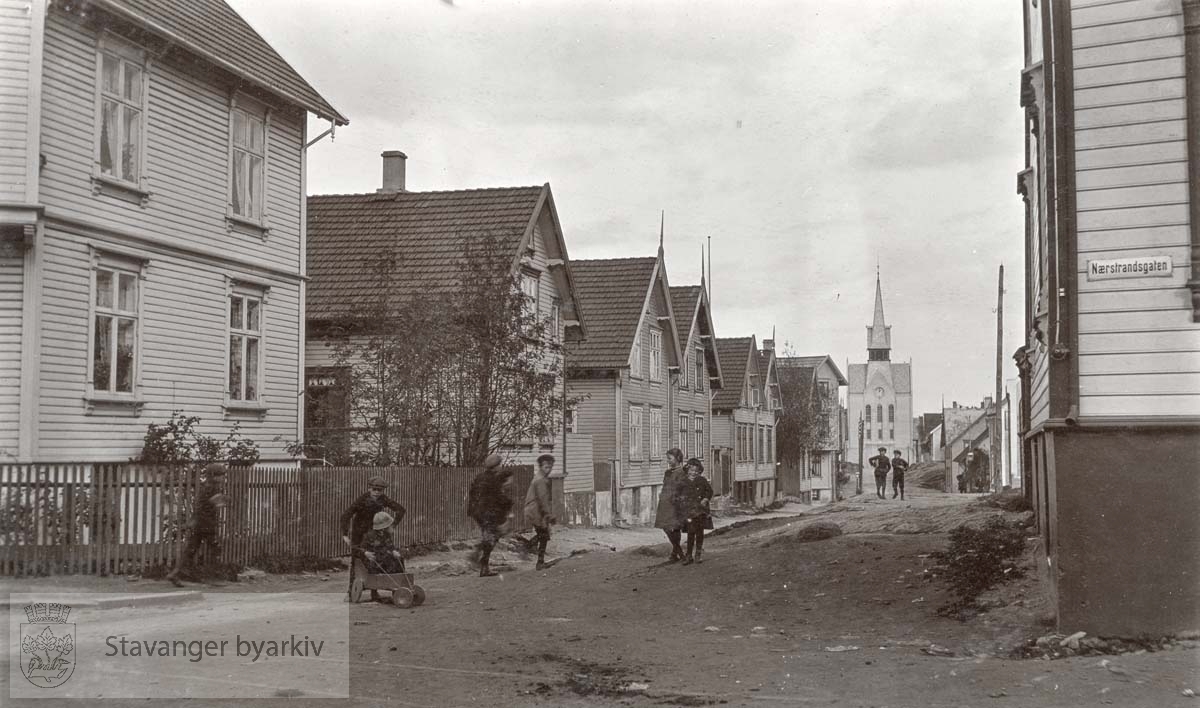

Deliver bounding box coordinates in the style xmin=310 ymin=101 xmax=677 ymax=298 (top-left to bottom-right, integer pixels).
xmin=231 ymin=0 xmax=1025 ymax=415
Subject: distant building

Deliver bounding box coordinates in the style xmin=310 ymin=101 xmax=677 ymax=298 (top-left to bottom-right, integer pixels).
xmin=940 ymin=400 xmax=988 ymax=491
xmin=711 ymin=336 xmax=779 ymax=506
xmin=916 ymin=412 xmax=943 ymax=463
xmin=775 ymin=355 xmax=847 ymax=505
xmin=846 ymin=274 xmax=914 ymax=467
xmin=1018 ymin=0 xmax=1200 ymax=636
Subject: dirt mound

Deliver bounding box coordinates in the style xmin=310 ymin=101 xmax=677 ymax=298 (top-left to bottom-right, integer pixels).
xmin=908 ymin=462 xmax=947 ymax=491
xmin=760 ymin=520 xmax=843 ymax=546
xmin=975 ymin=489 xmax=1031 ymax=512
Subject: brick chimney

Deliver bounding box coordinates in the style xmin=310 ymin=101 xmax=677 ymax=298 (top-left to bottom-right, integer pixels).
xmin=378 ymin=150 xmax=407 ymax=193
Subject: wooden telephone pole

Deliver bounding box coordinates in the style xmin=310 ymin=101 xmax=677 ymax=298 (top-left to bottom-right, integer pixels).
xmin=991 ymin=265 xmax=1004 ymax=491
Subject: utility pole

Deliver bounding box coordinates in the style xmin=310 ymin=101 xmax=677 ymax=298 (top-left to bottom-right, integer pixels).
xmin=991 ymin=265 xmax=1004 ymax=492
xmin=856 ymin=414 xmax=864 ymax=495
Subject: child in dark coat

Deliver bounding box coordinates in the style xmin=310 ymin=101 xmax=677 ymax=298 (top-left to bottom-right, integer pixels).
xmin=358 ymin=511 xmax=405 ymax=575
xmin=676 ymin=458 xmax=714 ymax=565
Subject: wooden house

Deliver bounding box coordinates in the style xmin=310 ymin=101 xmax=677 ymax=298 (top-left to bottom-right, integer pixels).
xmin=304 ymin=154 xmax=584 ymax=468
xmin=0 ymin=0 xmax=345 ymax=462
xmin=775 ymin=354 xmax=847 ymax=504
xmin=563 ymin=249 xmax=691 ymax=526
xmin=668 ymin=284 xmax=724 ymax=486
xmin=1017 ymin=0 xmax=1200 ymax=635
xmin=711 ymin=336 xmax=780 ymax=506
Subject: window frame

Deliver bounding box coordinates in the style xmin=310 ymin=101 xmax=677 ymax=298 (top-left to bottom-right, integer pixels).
xmin=888 ymin=404 xmax=895 ymax=423
xmin=227 ymin=93 xmax=272 ymax=233
xmin=628 ymin=405 xmax=644 ymax=461
xmin=649 ymin=407 xmax=663 ymax=460
xmin=225 ymin=279 xmax=270 ymax=413
xmin=679 ymin=413 xmax=690 ymax=458
xmin=648 ymin=326 xmax=663 ymax=382
xmin=91 ymin=34 xmax=151 ymax=204
xmin=85 ymin=248 xmax=147 ymax=412
xmin=693 ymin=414 xmax=703 ymax=463
xmin=630 ymin=328 xmax=642 ymax=379
xmin=693 ymin=347 xmax=705 ymax=393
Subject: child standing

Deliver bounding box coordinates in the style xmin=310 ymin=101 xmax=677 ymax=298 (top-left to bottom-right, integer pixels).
xmin=677 ymin=458 xmax=714 ymax=565
xmin=523 ymin=454 xmax=557 ymax=570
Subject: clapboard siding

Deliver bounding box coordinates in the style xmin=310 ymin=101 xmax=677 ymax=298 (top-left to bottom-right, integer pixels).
xmin=621 ymin=279 xmax=673 ymax=488
xmin=34 ymin=225 xmax=300 ymax=462
xmin=566 ymin=377 xmax=617 ymax=468
xmin=673 ymin=317 xmax=711 ymax=462
xmin=1029 ymin=346 xmax=1051 ymax=428
xmin=0 ymin=255 xmax=21 ymax=455
xmin=39 ymin=9 xmax=303 ymax=273
xmin=1071 ymin=0 xmax=1200 ymax=420
xmin=0 ymin=0 xmax=30 ymax=202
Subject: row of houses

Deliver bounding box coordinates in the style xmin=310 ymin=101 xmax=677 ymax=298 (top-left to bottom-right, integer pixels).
xmin=0 ymin=0 xmax=846 ymax=529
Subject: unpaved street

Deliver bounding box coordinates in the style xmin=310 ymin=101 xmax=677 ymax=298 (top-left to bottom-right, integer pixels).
xmin=3 ymin=489 xmax=1196 ymax=707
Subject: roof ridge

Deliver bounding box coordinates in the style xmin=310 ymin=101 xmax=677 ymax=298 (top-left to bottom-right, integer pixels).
xmin=572 ymin=256 xmax=659 ymax=265
xmin=309 ymin=185 xmax=545 ymax=200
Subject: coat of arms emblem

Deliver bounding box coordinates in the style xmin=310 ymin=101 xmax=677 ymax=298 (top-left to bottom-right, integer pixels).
xmin=19 ymin=602 xmax=75 ymax=688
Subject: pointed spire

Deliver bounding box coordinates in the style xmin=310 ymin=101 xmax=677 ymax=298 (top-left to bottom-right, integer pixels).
xmin=700 ymin=244 xmax=706 ymax=286
xmin=658 ymin=211 xmax=664 ymax=256
xmin=867 ymin=270 xmax=891 ymax=354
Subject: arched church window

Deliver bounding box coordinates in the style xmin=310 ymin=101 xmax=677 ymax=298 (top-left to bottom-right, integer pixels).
xmin=888 ymin=404 xmax=894 ymax=423
xmin=876 ymin=405 xmax=883 ymax=423
xmin=865 ymin=406 xmax=871 ymax=423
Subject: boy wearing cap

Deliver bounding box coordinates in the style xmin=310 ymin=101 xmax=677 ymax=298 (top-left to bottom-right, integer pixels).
xmin=523 ymin=454 xmax=557 ymax=570
xmin=467 ymin=453 xmax=513 ymax=577
xmin=867 ymin=447 xmax=891 ymax=500
xmin=340 ymin=476 xmax=406 ymax=600
xmin=166 ymin=462 xmax=229 ymax=587
xmin=891 ymin=450 xmax=909 ymax=500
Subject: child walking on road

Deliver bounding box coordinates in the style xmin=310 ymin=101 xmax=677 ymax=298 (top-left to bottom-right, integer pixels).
xmin=654 ymin=448 xmax=687 ymax=562
xmin=523 ymin=454 xmax=557 ymax=570
xmin=678 ymin=458 xmax=714 ymax=565
xmin=891 ymin=449 xmax=909 ymax=500
xmin=868 ymin=447 xmax=891 ymax=500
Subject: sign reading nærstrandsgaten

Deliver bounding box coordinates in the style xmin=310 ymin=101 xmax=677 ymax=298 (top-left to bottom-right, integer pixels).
xmin=8 ymin=593 xmax=349 ymax=699
xmin=1086 ymin=255 xmax=1173 ymax=281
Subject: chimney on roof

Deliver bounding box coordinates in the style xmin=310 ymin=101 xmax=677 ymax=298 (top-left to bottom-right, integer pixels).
xmin=379 ymin=150 xmax=407 ymax=193
xmin=763 ymin=339 xmax=774 ymax=352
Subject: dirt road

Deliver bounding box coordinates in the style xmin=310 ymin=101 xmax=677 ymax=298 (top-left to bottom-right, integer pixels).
xmin=2 ymin=488 xmax=1196 ymax=707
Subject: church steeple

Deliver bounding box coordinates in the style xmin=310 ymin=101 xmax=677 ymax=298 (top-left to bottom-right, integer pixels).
xmin=867 ymin=272 xmax=892 ymax=361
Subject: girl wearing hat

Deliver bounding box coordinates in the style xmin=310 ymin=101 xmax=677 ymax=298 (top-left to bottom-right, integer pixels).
xmin=654 ymin=448 xmax=687 ymax=561
xmin=676 ymin=458 xmax=714 ymax=565
xmin=358 ymin=511 xmax=405 ymax=575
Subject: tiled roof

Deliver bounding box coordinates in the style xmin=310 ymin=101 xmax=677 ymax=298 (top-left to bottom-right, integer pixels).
xmin=98 ymin=0 xmax=346 ymax=123
xmin=777 ymin=355 xmax=849 ymax=386
xmin=669 ymin=286 xmax=702 ymax=349
xmin=564 ymin=257 xmax=659 ymax=370
xmin=307 ymin=186 xmax=546 ymax=320
xmin=713 ymin=337 xmax=755 ymax=410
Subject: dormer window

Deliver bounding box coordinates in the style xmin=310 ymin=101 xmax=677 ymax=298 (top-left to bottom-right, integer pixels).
xmin=631 ymin=329 xmax=642 ymax=378
xmin=648 ymin=327 xmax=663 ymax=382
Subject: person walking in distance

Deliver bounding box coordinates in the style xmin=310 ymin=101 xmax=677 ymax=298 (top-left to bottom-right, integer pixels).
xmin=339 ymin=475 xmax=407 ymax=601
xmin=678 ymin=458 xmax=714 ymax=565
xmin=468 ymin=453 xmax=513 ymax=577
xmin=653 ymin=448 xmax=687 ymax=562
xmin=891 ymin=449 xmax=909 ymax=500
xmin=523 ymin=454 xmax=557 ymax=570
xmin=868 ymin=446 xmax=891 ymax=500
xmin=166 ymin=463 xmax=229 ymax=587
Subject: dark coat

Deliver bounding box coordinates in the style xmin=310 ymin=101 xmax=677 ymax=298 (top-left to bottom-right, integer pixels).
xmin=339 ymin=493 xmax=406 ymax=547
xmin=358 ymin=528 xmax=404 ymax=574
xmin=654 ymin=465 xmax=687 ymax=530
xmin=191 ymin=479 xmax=225 ymax=532
xmin=868 ymin=454 xmax=891 ymax=477
xmin=468 ymin=469 xmax=513 ymax=526
xmin=892 ymin=457 xmax=909 ymax=476
xmin=676 ymin=475 xmax=714 ymax=523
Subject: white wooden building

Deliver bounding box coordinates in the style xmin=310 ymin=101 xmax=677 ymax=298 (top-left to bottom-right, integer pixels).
xmin=0 ymin=0 xmax=345 ymax=462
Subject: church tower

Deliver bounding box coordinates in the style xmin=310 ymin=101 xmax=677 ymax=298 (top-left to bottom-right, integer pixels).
xmin=845 ymin=273 xmax=914 ymax=467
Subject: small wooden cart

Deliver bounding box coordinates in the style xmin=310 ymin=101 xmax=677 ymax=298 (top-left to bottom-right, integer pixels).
xmin=349 ymin=557 xmax=426 ymax=608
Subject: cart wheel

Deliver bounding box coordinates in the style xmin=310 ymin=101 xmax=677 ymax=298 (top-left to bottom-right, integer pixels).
xmin=412 ymin=585 xmax=426 ymax=606
xmin=391 ymin=587 xmax=414 ymax=608
xmin=350 ymin=578 xmax=364 ymax=604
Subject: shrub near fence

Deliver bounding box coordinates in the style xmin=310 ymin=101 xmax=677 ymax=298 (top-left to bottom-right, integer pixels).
xmin=0 ymin=463 xmax=533 ymax=577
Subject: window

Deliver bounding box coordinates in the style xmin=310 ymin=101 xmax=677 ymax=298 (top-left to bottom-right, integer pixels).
xmin=90 ymin=263 xmax=140 ymax=395
xmin=630 ymin=329 xmax=642 ymax=378
xmin=520 ymin=271 xmax=539 ymax=319
xmin=889 ymin=428 xmax=895 ymax=440
xmin=758 ymin=424 xmax=766 ymax=462
xmin=96 ymin=38 xmax=146 ymax=188
xmin=230 ymin=99 xmax=268 ymax=223
xmin=866 ymin=428 xmax=871 ymax=440
xmin=649 ymin=407 xmax=663 ymax=460
xmin=878 ymin=428 xmax=883 ymax=439
xmin=228 ymin=291 xmax=264 ymax=403
xmin=693 ymin=415 xmax=703 ymax=463
xmin=752 ymin=385 xmax=760 ymax=407
xmin=865 ymin=405 xmax=872 ymax=423
xmin=648 ymin=327 xmax=663 ymax=382
xmin=888 ymin=404 xmax=895 ymax=423
xmin=679 ymin=413 xmax=690 ymax=457
xmin=565 ymin=405 xmax=577 ymax=434
xmin=812 ymin=456 xmax=822 ymax=477
xmin=551 ymin=297 xmax=561 ymax=340
xmin=812 ymin=489 xmax=821 ymax=501
xmin=694 ymin=348 xmax=704 ymax=392
xmin=628 ymin=405 xmax=643 ymax=460
xmin=876 ymin=405 xmax=883 ymax=423
xmin=766 ymin=426 xmax=773 ymax=462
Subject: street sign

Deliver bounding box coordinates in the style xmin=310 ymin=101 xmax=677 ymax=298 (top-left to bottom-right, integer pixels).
xmin=1086 ymin=255 xmax=1172 ymax=281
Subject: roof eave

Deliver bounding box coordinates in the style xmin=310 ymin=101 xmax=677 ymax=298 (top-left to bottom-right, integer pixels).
xmin=93 ymin=0 xmax=349 ymax=125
